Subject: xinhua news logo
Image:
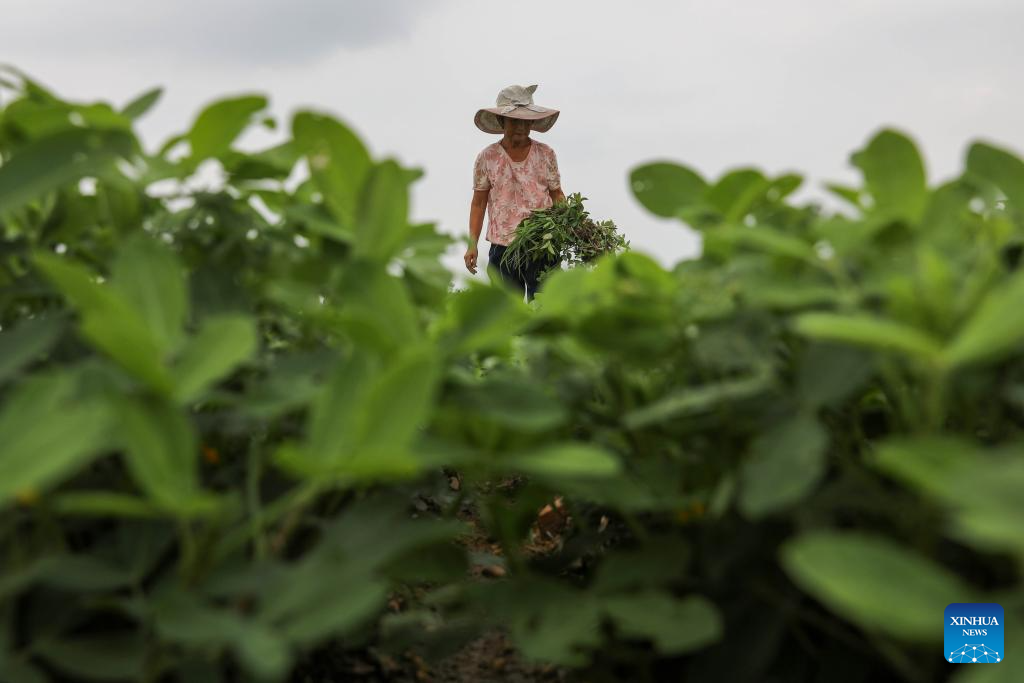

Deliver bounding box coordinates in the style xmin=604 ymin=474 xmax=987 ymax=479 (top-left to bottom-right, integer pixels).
xmin=945 ymin=603 xmax=1004 ymax=664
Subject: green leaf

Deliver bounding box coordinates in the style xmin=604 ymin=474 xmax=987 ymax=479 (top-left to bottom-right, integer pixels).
xmin=0 ymin=67 xmax=59 ymax=101
xmin=872 ymin=436 xmax=975 ymax=501
xmin=517 ymin=598 xmax=603 ymax=666
xmin=780 ymin=532 xmax=975 ymax=640
xmin=0 ymin=555 xmax=133 ymax=598
xmin=768 ymin=173 xmax=803 ymax=201
xmin=708 ymin=225 xmax=818 ymax=264
xmin=354 ymin=160 xmax=410 ymax=262
xmin=350 ymin=345 xmax=439 ymax=463
xmin=303 ymin=351 xmax=375 ymax=465
xmin=2 ymin=99 xmax=79 ymax=138
xmin=622 ymin=370 xmax=773 ymax=429
xmin=0 ymin=315 xmax=65 ymax=386
xmin=0 ymin=660 xmax=48 ymax=683
xmin=873 ymin=437 xmax=1024 ymax=552
xmin=121 ymin=87 xmax=163 ymax=120
xmin=793 ymin=313 xmax=943 ymax=360
xmin=707 ymin=168 xmax=770 ymax=222
xmin=943 ymin=271 xmax=1024 ymax=368
xmin=0 ymin=373 xmax=112 ymax=505
xmin=966 ymin=141 xmax=1024 ymax=214
xmin=851 ymin=129 xmax=928 ymax=224
xmin=156 ymin=594 xmax=291 ymax=680
xmin=915 ymin=245 xmax=958 ymax=332
xmin=224 ymin=140 xmax=299 ymax=180
xmin=629 ymin=162 xmax=708 ymax=219
xmin=99 ymin=172 xmax=144 ymax=235
xmin=480 ymin=579 xmax=602 ymax=666
xmin=33 ymin=252 xmax=172 ymax=392
xmin=293 ymin=111 xmax=372 ymax=229
xmin=51 ymin=491 xmax=164 ymax=518
xmin=255 ymin=506 xmax=413 ymax=645
xmin=452 ymin=375 xmax=568 ymax=432
xmin=824 ymin=183 xmax=864 ymax=209
xmin=923 ymin=180 xmax=975 ymax=237
xmin=282 ymin=346 xmax=440 ymax=479
xmin=172 ymin=314 xmax=257 ymax=404
xmin=34 ymin=634 xmax=145 ymax=681
xmin=503 ymin=443 xmax=620 ymax=481
xmin=742 ymin=283 xmax=840 ymax=311
xmin=739 ymin=414 xmax=828 ymax=518
xmin=532 ymin=258 xmax=617 ymax=320
xmin=283 ymin=203 xmax=353 ymax=243
xmin=73 ymin=103 xmax=133 ymax=131
xmin=796 ymin=343 xmax=873 ymax=408
xmin=602 ymin=593 xmax=722 ymax=655
xmin=187 ymin=94 xmax=267 ymax=162
xmin=330 ymin=266 xmax=420 ymax=353
xmin=592 ymin=538 xmax=690 ymax=593
xmin=235 ymin=352 xmax=323 ymax=420
xmin=115 ymin=397 xmax=206 ymax=512
xmin=43 ymin=556 xmax=135 ymax=592
xmin=110 ymin=235 xmax=189 ymax=355
xmin=432 ymin=282 xmax=529 ymax=355
xmin=278 ymin=581 xmax=389 ymax=646
xmin=0 ymin=128 xmax=134 ymax=215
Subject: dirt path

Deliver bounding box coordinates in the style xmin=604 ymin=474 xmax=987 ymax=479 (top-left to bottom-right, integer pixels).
xmin=412 ymin=479 xmax=572 ymax=683
xmin=289 ymin=479 xmax=573 ymax=682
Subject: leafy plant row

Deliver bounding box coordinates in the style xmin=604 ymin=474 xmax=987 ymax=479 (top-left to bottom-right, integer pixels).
xmin=1 ymin=68 xmax=1023 ymax=682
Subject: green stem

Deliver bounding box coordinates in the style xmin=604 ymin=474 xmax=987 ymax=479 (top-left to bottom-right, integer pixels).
xmin=878 ymin=358 xmax=918 ymax=432
xmin=246 ymin=436 xmax=268 ymax=560
xmin=177 ymin=519 xmax=197 ymax=579
xmin=214 ymin=481 xmax=323 ymax=562
xmin=923 ymin=366 xmax=949 ymax=432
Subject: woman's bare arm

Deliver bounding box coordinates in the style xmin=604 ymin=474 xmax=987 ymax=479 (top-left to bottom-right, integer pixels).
xmin=465 ymin=189 xmax=489 ymax=273
xmin=549 ymin=187 xmax=565 ymax=204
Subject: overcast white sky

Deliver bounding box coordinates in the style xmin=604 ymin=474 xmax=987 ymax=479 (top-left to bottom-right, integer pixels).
xmin=5 ymin=0 xmax=1022 ymax=281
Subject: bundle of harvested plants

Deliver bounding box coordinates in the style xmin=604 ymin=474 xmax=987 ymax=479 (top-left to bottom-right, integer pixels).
xmin=500 ymin=193 xmax=629 ymax=276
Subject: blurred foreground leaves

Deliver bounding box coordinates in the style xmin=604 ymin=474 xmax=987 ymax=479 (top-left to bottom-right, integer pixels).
xmin=1 ymin=71 xmax=1023 ymax=682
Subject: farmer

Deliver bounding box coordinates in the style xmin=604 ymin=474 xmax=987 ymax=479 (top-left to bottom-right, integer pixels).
xmin=464 ymin=84 xmax=565 ymax=301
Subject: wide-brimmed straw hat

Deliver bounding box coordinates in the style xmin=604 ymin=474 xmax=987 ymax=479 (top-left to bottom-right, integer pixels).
xmin=474 ymin=84 xmax=560 ymax=134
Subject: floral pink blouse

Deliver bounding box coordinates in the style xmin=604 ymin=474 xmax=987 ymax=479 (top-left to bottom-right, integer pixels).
xmin=473 ymin=141 xmax=561 ymax=246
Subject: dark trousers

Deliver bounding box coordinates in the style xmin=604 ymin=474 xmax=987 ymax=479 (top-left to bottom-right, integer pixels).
xmin=488 ymin=243 xmax=556 ymax=302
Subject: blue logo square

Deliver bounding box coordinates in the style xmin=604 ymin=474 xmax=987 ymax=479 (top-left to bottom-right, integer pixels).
xmin=945 ymin=603 xmax=1004 ymax=663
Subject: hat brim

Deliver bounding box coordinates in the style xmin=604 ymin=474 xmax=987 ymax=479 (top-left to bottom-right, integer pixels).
xmin=474 ymin=106 xmax=560 ymax=134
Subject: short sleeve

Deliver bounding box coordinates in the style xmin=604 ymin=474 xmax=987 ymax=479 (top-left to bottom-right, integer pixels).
xmin=473 ymin=150 xmax=491 ymax=191
xmin=545 ymin=147 xmax=561 ymax=191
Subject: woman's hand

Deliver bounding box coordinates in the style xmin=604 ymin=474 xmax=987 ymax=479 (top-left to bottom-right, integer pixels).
xmin=467 ymin=190 xmax=488 ymax=274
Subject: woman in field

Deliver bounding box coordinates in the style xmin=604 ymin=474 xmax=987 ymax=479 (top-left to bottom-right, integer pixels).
xmin=464 ymin=84 xmax=565 ymax=301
